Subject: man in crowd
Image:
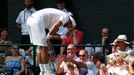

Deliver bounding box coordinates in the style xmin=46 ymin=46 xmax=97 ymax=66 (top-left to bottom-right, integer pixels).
xmin=16 ymin=0 xmax=37 ymax=50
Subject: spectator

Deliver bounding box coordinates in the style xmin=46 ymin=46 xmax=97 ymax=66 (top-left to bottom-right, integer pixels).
xmin=95 ymin=27 xmax=112 ymax=54
xmin=0 ymin=30 xmax=12 ymax=68
xmin=92 ymin=52 xmax=107 ymax=75
xmin=64 ymin=49 xmax=97 ymax=75
xmin=75 ymin=49 xmax=94 ymax=75
xmin=113 ymin=51 xmax=129 ymax=75
xmin=56 ymin=44 xmax=79 ymax=75
xmin=25 ymin=47 xmax=33 ymax=65
xmin=60 ymin=27 xmax=84 ymax=55
xmin=48 ymin=51 xmax=57 ymax=73
xmin=16 ymin=0 xmax=37 ymax=50
xmin=25 ymin=46 xmax=39 ymax=75
xmin=127 ymin=57 xmax=134 ymax=75
xmin=3 ymin=44 xmax=25 ymax=75
xmin=0 ymin=29 xmax=12 ymax=55
xmin=129 ymin=61 xmax=134 ymax=75
xmin=107 ymin=58 xmax=117 ymax=74
xmin=85 ymin=43 xmax=94 ymax=55
xmin=25 ymin=48 xmax=33 ymax=75
xmin=56 ymin=0 xmax=73 ymax=16
xmin=115 ymin=34 xmax=134 ymax=56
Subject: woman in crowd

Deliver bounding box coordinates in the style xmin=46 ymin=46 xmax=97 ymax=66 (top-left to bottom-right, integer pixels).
xmin=3 ymin=44 xmax=25 ymax=75
xmin=0 ymin=29 xmax=12 ymax=70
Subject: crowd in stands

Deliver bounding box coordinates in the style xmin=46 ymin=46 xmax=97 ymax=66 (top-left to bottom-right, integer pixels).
xmin=0 ymin=0 xmax=134 ymax=75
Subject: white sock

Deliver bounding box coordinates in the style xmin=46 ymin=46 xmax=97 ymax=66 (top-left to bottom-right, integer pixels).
xmin=39 ymin=64 xmax=45 ymax=75
xmin=43 ymin=64 xmax=52 ymax=73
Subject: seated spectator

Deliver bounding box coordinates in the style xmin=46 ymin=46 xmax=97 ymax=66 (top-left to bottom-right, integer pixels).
xmin=85 ymin=43 xmax=94 ymax=55
xmin=65 ymin=44 xmax=78 ymax=59
xmin=113 ymin=51 xmax=128 ymax=75
xmin=60 ymin=27 xmax=84 ymax=55
xmin=3 ymin=44 xmax=25 ymax=75
xmin=125 ymin=56 xmax=134 ymax=75
xmin=0 ymin=30 xmax=12 ymax=55
xmin=92 ymin=52 xmax=107 ymax=75
xmin=48 ymin=51 xmax=57 ymax=73
xmin=75 ymin=49 xmax=94 ymax=75
xmin=19 ymin=47 xmax=26 ymax=58
xmin=107 ymin=58 xmax=117 ymax=74
xmin=56 ymin=44 xmax=79 ymax=75
xmin=115 ymin=34 xmax=134 ymax=56
xmin=107 ymin=52 xmax=118 ymax=74
xmin=63 ymin=49 xmax=97 ymax=75
xmin=25 ymin=47 xmax=33 ymax=66
xmin=0 ymin=30 xmax=12 ymax=69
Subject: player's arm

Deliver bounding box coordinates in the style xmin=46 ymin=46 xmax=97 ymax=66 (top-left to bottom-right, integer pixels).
xmin=48 ymin=20 xmax=62 ymax=35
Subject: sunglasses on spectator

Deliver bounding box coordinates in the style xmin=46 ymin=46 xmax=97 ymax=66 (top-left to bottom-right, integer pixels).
xmin=67 ymin=48 xmax=74 ymax=50
xmin=79 ymin=54 xmax=86 ymax=57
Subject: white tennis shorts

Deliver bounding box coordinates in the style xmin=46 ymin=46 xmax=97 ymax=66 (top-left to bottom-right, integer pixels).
xmin=27 ymin=16 xmax=48 ymax=46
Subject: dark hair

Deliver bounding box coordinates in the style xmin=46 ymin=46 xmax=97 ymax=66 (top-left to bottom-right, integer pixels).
xmin=102 ymin=27 xmax=111 ymax=34
xmin=93 ymin=52 xmax=105 ymax=63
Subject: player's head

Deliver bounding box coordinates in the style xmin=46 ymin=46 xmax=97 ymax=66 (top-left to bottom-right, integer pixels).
xmin=64 ymin=16 xmax=76 ymax=29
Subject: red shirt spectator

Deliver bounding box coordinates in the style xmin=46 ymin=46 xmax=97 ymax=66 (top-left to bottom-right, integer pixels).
xmin=62 ymin=28 xmax=84 ymax=53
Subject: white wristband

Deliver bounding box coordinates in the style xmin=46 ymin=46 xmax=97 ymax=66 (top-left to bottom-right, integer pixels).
xmin=61 ymin=35 xmax=66 ymax=39
xmin=46 ymin=34 xmax=51 ymax=40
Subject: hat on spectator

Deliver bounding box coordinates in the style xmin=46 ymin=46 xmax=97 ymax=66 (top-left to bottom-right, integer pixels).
xmin=69 ymin=16 xmax=76 ymax=27
xmin=116 ymin=34 xmax=129 ymax=44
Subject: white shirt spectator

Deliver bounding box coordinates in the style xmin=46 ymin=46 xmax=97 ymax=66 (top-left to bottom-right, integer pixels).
xmin=114 ymin=66 xmax=129 ymax=75
xmin=126 ymin=46 xmax=134 ymax=56
xmin=16 ymin=7 xmax=37 ymax=35
xmin=59 ymin=54 xmax=78 ymax=75
xmin=85 ymin=43 xmax=94 ymax=55
xmin=75 ymin=58 xmax=97 ymax=75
